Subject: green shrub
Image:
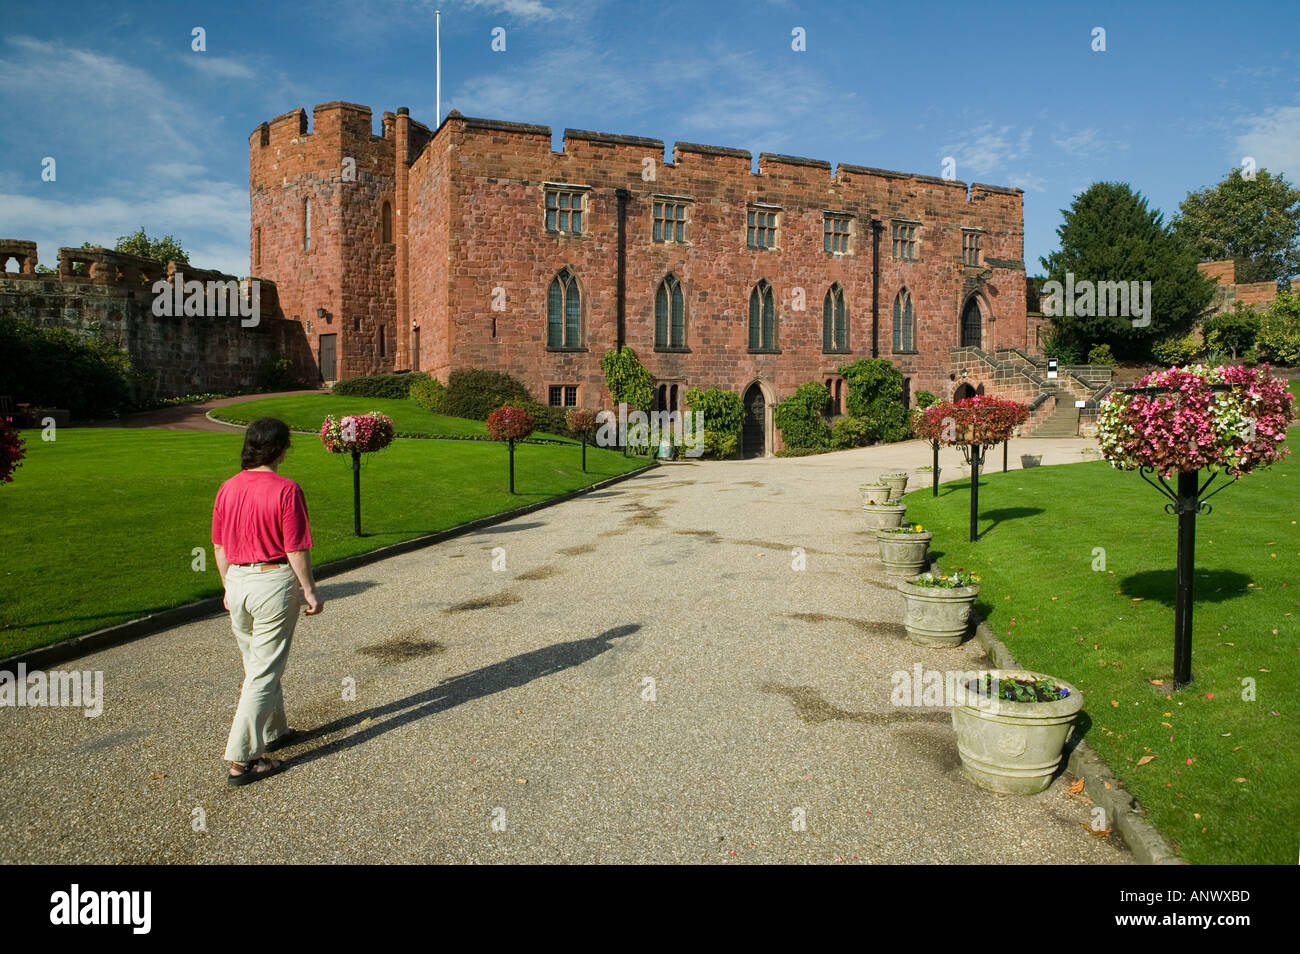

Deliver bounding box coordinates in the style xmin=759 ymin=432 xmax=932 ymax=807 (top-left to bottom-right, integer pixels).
xmin=333 ymin=371 xmax=429 ymax=399
xmin=408 ymin=375 xmax=446 ymax=413
xmin=838 ymin=358 xmax=910 ymax=443
xmin=1257 ymin=291 xmax=1300 ymax=366
xmin=774 ymin=381 xmax=832 ymax=449
xmin=700 ymin=430 xmax=739 ymax=460
xmin=441 ymin=368 xmax=532 ymax=420
xmin=521 ymin=400 xmax=570 ymax=437
xmin=830 ymin=415 xmax=873 ymax=448
xmin=914 ymin=390 xmax=939 ymax=410
xmin=257 ymin=353 xmax=293 ymax=391
xmin=1086 ymin=343 xmax=1118 ymax=366
xmin=1204 ymin=305 xmax=1261 ymax=360
xmin=775 ymin=446 xmax=835 ymax=457
xmin=0 ymin=316 xmax=132 ymax=420
xmin=1043 ymin=332 xmax=1080 ymax=366
xmin=684 ymin=387 xmax=744 ymax=445
xmin=600 ymin=346 xmax=654 ymax=414
xmin=1152 ymin=333 xmax=1202 ymax=366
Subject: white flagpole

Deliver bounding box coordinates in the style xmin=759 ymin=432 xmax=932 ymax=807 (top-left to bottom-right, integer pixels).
xmin=436 ymin=10 xmax=441 ymax=126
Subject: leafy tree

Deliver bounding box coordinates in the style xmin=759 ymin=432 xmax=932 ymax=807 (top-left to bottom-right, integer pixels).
xmin=1257 ymin=291 xmax=1300 ymax=365
xmin=599 ymin=346 xmax=654 ymax=414
xmin=1040 ymin=182 xmax=1215 ymax=360
xmin=1203 ymin=304 xmax=1261 ymax=360
xmin=774 ymin=382 xmax=832 ymax=449
xmin=1172 ymin=168 xmax=1300 ymax=287
xmin=838 ymin=358 xmax=910 ymax=442
xmin=113 ymin=228 xmax=190 ymax=268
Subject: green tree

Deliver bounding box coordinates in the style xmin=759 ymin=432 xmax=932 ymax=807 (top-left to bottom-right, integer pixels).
xmin=599 ymin=346 xmax=654 ymax=414
xmin=774 ymin=382 xmax=832 ymax=449
xmin=1203 ymin=304 xmax=1261 ymax=360
xmin=838 ymin=358 xmax=910 ymax=442
xmin=89 ymin=228 xmax=191 ymax=268
xmin=1040 ymin=182 xmax=1215 ymax=360
xmin=1172 ymin=168 xmax=1300 ymax=287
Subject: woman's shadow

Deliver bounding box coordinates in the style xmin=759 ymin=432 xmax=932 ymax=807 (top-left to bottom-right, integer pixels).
xmin=283 ymin=623 xmax=641 ymax=767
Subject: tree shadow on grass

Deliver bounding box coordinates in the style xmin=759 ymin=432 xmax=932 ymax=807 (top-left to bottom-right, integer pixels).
xmin=977 ymin=506 xmax=1045 ymax=539
xmin=1119 ymin=568 xmax=1254 ymax=607
xmin=283 ymin=623 xmax=641 ymax=769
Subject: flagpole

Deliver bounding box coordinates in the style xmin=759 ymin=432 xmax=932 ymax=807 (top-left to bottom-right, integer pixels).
xmin=436 ymin=9 xmax=441 ymax=126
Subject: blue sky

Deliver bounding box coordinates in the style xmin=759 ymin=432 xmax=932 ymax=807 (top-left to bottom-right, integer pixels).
xmin=1 ymin=0 xmax=1296 ymax=278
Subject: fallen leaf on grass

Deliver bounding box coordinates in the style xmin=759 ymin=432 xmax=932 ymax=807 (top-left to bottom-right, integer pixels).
xmin=1150 ymin=679 xmax=1164 ymax=686
xmin=149 ymin=773 xmax=166 ymax=780
xmin=1111 ymin=700 xmax=1120 ymax=708
xmin=1235 ymin=777 xmax=1247 ymax=783
xmin=1137 ymin=755 xmax=1157 ymax=766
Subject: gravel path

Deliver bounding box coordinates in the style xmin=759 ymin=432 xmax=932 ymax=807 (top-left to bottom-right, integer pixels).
xmin=0 ymin=441 xmax=1131 ymax=864
xmin=83 ymin=390 xmax=326 ymax=432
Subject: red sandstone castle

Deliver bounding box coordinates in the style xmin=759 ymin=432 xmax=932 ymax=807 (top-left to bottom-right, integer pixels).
xmin=250 ymin=101 xmax=1039 ymax=454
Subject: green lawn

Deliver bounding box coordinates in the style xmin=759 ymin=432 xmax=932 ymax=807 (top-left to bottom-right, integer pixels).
xmin=0 ymin=428 xmax=647 ymax=656
xmin=903 ymin=458 xmax=1298 ymax=865
xmin=210 ymin=394 xmax=574 ymax=442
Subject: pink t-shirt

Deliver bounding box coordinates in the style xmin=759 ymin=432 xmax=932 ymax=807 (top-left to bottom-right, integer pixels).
xmin=211 ymin=470 xmax=313 ymax=564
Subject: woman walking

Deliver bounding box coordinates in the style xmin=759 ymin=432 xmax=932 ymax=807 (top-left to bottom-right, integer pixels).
xmin=211 ymin=417 xmax=323 ymax=785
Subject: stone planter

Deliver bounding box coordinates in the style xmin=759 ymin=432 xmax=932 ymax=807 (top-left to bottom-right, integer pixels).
xmin=861 ymin=502 xmax=906 ymax=530
xmin=951 ymin=670 xmax=1084 ymax=795
xmin=876 ymin=529 xmax=932 ymax=577
xmin=915 ymin=466 xmax=940 ymax=481
xmin=896 ymin=578 xmax=979 ymax=647
xmin=1020 ymin=454 xmax=1042 ymax=468
xmin=859 ymin=482 xmax=891 ymax=506
xmin=879 ymin=472 xmax=908 ymax=501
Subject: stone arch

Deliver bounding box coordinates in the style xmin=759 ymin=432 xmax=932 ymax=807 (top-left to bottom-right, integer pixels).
xmin=741 ymin=379 xmax=776 ymax=458
xmin=960 ymin=291 xmax=991 ymax=349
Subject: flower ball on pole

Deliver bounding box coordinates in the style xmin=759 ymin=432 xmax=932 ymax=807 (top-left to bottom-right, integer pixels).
xmin=915 ymin=395 xmax=1029 ymax=541
xmin=486 ymin=405 xmax=536 ymax=493
xmin=566 ymin=407 xmax=598 ymax=473
xmin=319 ymin=412 xmax=396 ymax=536
xmin=1098 ymin=363 xmax=1294 ymax=688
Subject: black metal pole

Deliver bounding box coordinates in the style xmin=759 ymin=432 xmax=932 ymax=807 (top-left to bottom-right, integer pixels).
xmin=1003 ymin=440 xmax=1008 ymax=473
xmin=1173 ymin=470 xmax=1198 ymax=688
xmin=508 ymin=439 xmax=516 ymax=494
xmin=351 ymin=450 xmax=362 ymax=536
xmin=581 ymin=436 xmax=587 ymax=473
xmin=969 ymin=445 xmax=981 ymax=542
xmin=932 ymin=440 xmax=939 ymax=496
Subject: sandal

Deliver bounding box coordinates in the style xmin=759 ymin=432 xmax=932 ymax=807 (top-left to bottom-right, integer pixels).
xmin=227 ymin=757 xmax=285 ymax=787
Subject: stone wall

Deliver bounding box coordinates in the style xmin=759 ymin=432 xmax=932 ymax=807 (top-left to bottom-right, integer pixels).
xmin=0 ymin=242 xmax=317 ymax=406
xmin=1198 ymin=258 xmax=1300 ymax=315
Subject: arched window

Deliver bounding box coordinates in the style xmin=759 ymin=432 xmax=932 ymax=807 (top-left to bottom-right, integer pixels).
xmin=655 ymin=274 xmax=685 ymax=349
xmin=381 ymin=201 xmax=393 ymax=243
xmin=823 ymin=284 xmax=848 ymax=352
xmin=960 ymin=296 xmax=982 ymax=348
xmin=548 ymin=267 xmax=581 ymax=349
xmin=892 ymin=289 xmax=915 ymax=352
xmin=748 ymin=279 xmax=776 ymax=351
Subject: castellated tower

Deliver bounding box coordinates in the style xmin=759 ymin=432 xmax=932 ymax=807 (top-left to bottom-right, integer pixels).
xmin=250 ymin=102 xmax=429 ymax=380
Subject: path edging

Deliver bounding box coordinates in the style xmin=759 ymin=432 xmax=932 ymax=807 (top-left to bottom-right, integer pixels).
xmin=970 ymin=619 xmax=1185 ymax=865
xmin=2 ymin=462 xmax=656 ymax=673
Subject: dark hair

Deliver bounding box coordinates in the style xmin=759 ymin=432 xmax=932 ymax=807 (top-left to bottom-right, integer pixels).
xmin=241 ymin=417 xmax=291 ymax=469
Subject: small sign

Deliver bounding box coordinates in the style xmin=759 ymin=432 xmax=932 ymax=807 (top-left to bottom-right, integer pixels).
xmin=1075 ymin=400 xmax=1086 ymax=408
xmin=1047 ymin=358 xmax=1059 ymax=380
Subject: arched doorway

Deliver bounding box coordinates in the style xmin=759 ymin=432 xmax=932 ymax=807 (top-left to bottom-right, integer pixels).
xmin=960 ymin=297 xmax=982 ymax=348
xmin=742 ymin=383 xmax=766 ymax=458
xmin=954 ymin=382 xmax=976 ymax=401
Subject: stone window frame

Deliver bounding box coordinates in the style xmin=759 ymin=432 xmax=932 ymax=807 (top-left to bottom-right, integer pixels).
xmin=546 ymin=266 xmax=586 ymax=351
xmin=303 ymin=197 xmax=313 ymax=252
xmin=892 ymin=287 xmax=917 ymax=353
xmin=543 ymin=182 xmax=592 ymax=237
xmin=254 ymin=227 xmax=262 ymax=268
xmin=548 ymin=384 xmax=579 ymax=408
xmin=823 ymin=211 xmax=853 ymax=255
xmin=822 ymin=374 xmax=846 ymax=416
xmin=891 ymin=219 xmax=920 ymax=262
xmin=654 ymin=272 xmax=689 ymax=352
xmin=962 ymin=227 xmax=983 ymax=266
xmin=382 ymin=201 xmax=394 ymax=244
xmin=823 ymin=283 xmax=849 ymax=354
xmin=748 ymin=278 xmax=779 ymax=353
xmin=652 ymin=194 xmax=692 ymax=245
xmin=746 ymin=203 xmax=780 ymax=250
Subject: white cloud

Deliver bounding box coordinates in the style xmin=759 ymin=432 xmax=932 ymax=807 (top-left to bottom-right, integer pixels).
xmin=939 ymin=123 xmax=1033 ymax=179
xmin=1007 ymin=172 xmax=1047 ymax=193
xmin=184 ymin=54 xmax=258 ymax=80
xmin=1234 ymin=104 xmax=1300 ymax=180
xmin=459 ymin=0 xmax=561 ymax=19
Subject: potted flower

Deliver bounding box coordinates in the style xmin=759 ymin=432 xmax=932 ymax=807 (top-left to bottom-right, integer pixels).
xmin=0 ymin=416 xmax=26 ymax=485
xmin=486 ymin=404 xmax=537 ymax=493
xmin=876 ymin=523 xmax=932 ymax=577
xmin=915 ymin=464 xmax=940 ymax=481
xmin=861 ymin=488 xmax=906 ymax=529
xmin=1020 ymin=454 xmax=1042 ymax=468
xmin=896 ymin=569 xmax=979 ymax=646
xmin=879 ymin=472 xmax=908 ymax=501
xmin=951 ymin=670 xmax=1084 ymax=795
xmin=859 ymin=481 xmax=890 ymax=505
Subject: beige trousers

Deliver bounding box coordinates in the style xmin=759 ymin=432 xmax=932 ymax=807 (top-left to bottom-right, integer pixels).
xmin=223 ymin=564 xmax=300 ymax=763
